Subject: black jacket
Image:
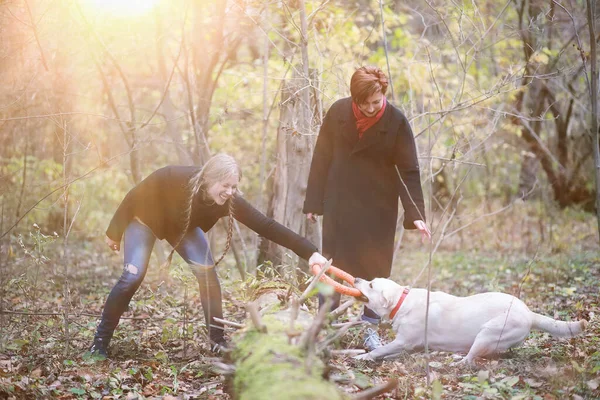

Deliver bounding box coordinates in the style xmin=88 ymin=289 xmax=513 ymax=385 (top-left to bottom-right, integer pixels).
xmin=107 ymin=166 xmax=318 ymax=260
xmin=303 ymin=97 xmax=425 ymax=279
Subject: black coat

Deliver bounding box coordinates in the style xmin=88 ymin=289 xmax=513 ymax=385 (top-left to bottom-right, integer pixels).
xmin=107 ymin=166 xmax=318 ymax=260
xmin=303 ymin=98 xmax=425 ymax=279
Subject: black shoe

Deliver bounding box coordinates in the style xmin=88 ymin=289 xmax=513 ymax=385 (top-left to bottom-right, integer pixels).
xmin=89 ymin=337 xmax=109 ymax=359
xmin=210 ymin=339 xmax=229 ymax=355
xmin=363 ymin=327 xmax=383 ymax=352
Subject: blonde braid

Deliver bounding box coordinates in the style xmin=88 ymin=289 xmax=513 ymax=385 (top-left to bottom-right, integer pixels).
xmin=213 ymin=198 xmax=234 ymax=267
xmin=160 ymin=153 xmax=241 ymax=270
xmin=160 ymin=171 xmax=203 ymax=270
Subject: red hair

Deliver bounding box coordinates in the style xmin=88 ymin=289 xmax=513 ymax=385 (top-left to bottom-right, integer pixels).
xmin=350 ymin=66 xmax=389 ymax=104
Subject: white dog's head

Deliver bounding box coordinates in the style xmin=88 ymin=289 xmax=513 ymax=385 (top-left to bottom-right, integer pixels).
xmin=354 ymin=277 xmax=404 ymax=318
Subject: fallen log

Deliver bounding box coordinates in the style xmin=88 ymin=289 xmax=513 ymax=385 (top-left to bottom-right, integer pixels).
xmin=228 ymin=291 xmax=346 ymax=400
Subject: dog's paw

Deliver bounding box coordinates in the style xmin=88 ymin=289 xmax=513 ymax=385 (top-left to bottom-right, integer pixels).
xmin=353 ymin=353 xmax=375 ymax=361
xmin=450 ymin=356 xmax=476 ymax=367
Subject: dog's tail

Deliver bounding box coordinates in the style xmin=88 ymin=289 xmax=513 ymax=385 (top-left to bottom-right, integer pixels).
xmin=531 ymin=313 xmax=587 ymax=337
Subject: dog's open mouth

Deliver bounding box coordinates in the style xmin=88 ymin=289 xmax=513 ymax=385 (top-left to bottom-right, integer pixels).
xmin=356 ymin=292 xmax=369 ymax=303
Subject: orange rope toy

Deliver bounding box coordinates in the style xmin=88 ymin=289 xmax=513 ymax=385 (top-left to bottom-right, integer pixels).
xmin=310 ymin=263 xmax=362 ymax=297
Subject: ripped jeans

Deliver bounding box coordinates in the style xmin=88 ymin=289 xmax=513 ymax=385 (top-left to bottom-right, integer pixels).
xmin=95 ymin=220 xmax=224 ymax=344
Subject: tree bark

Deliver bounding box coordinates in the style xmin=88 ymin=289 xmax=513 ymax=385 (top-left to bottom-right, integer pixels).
xmin=511 ymin=0 xmax=595 ymax=210
xmin=586 ymin=0 xmax=600 ymax=239
xmin=258 ymin=67 xmax=320 ymax=273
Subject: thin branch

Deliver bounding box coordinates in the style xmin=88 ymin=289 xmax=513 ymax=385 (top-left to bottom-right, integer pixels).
xmin=300 ymin=296 xmax=332 ymax=352
xmin=443 ymin=189 xmax=534 ymax=240
xmin=420 ymin=156 xmax=486 ymax=167
xmin=379 ymin=0 xmax=395 ymax=101
xmin=351 ymin=379 xmax=398 ymax=400
xmin=330 ymin=299 xmax=355 ymax=320
xmin=0 ymin=112 xmax=186 ymax=125
xmin=299 ymin=258 xmax=332 ymax=304
xmin=0 ymin=148 xmax=135 ymax=240
xmin=329 ymin=349 xmax=366 ymax=356
xmin=318 ymin=320 xmax=364 ymax=351
xmin=137 ymin=4 xmax=188 ymax=131
xmin=246 ymin=302 xmax=266 ymax=333
xmin=24 ymin=0 xmax=48 ymax=71
xmin=213 ymin=317 xmax=245 ymax=329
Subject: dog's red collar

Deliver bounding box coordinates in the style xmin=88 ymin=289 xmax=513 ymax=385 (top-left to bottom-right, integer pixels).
xmin=389 ymin=287 xmax=410 ymax=319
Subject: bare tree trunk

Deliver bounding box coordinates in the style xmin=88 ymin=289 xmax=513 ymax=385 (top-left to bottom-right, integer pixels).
xmin=15 ymin=131 xmax=28 ymax=220
xmin=258 ymin=0 xmax=321 ymax=274
xmin=258 ymin=67 xmax=319 ymax=273
xmin=153 ymin=8 xmax=191 ymax=279
xmin=0 ymin=195 xmax=5 ymax=349
xmin=60 ymin=119 xmax=72 ymax=357
xmin=587 ymin=0 xmax=600 ymax=240
xmin=516 ymin=77 xmax=544 ymax=199
xmin=254 ymin=8 xmax=271 ymax=275
xmin=48 ymin=50 xmax=74 ymax=232
xmin=155 ymin=9 xmax=191 ymax=165
xmin=517 ymin=152 xmax=539 ymax=198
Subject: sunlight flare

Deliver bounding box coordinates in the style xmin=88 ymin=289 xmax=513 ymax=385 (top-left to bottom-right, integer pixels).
xmin=82 ymin=0 xmax=160 ymax=17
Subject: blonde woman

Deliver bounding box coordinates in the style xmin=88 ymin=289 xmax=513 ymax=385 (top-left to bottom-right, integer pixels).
xmin=90 ymin=153 xmax=327 ymax=358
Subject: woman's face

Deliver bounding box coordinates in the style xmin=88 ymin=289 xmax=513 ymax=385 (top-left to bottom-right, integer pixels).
xmin=357 ymin=91 xmax=384 ymax=117
xmin=207 ymin=173 xmax=239 ymax=205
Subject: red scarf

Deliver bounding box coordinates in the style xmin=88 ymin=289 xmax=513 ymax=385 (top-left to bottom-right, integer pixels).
xmin=352 ymin=96 xmax=387 ymax=139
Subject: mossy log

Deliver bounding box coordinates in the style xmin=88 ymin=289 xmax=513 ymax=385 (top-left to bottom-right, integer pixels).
xmin=227 ymin=291 xmax=347 ymax=400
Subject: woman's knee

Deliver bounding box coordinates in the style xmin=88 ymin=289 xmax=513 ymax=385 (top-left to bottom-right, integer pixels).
xmin=189 ymin=262 xmax=217 ymax=279
xmin=116 ymin=262 xmax=145 ymax=288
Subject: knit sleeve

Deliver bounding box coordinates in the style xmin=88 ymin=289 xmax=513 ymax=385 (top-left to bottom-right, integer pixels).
xmin=105 ymin=167 xmax=166 ymax=242
xmin=233 ymin=196 xmax=318 ymax=260
xmin=105 ymin=186 xmax=137 ymax=242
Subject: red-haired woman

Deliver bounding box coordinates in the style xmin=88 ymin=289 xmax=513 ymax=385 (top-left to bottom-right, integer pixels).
xmin=303 ymin=66 xmax=431 ymax=350
xmin=90 ymin=153 xmax=328 ymax=358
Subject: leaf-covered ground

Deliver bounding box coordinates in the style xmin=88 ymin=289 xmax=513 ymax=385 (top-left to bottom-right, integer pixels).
xmin=1 ymin=205 xmax=599 ymax=399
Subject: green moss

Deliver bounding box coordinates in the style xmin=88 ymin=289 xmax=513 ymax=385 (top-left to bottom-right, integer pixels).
xmin=232 ymin=329 xmax=344 ymax=400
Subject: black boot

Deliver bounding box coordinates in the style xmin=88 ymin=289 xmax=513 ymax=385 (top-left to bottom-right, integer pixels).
xmin=89 ymin=336 xmax=110 ymax=359
xmin=209 ymin=329 xmax=228 ymax=355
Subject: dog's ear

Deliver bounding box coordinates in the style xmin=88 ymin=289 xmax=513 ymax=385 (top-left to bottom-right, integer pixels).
xmin=381 ymin=284 xmax=396 ymax=310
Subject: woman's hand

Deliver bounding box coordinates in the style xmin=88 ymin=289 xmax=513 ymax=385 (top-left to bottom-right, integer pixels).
xmin=306 ymin=213 xmax=319 ymax=223
xmin=105 ymin=236 xmax=120 ymax=252
xmin=413 ymin=220 xmax=431 ymax=243
xmin=308 ymin=252 xmax=328 ymax=268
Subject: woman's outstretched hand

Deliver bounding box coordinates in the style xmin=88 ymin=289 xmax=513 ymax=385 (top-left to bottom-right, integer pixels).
xmin=306 ymin=213 xmax=318 ymax=223
xmin=308 ymin=252 xmax=328 ymax=268
xmin=414 ymin=220 xmax=431 ymax=243
xmin=105 ymin=236 xmax=120 ymax=252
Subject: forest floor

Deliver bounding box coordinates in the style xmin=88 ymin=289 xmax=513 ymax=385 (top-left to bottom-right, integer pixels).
xmin=1 ymin=205 xmax=599 ymax=399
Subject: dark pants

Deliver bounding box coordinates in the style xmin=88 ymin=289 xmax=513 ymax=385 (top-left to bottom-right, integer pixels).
xmin=95 ymin=220 xmax=224 ymax=344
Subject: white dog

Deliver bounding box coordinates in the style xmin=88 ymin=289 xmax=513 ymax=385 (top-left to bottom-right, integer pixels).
xmin=353 ymin=277 xmax=587 ymax=364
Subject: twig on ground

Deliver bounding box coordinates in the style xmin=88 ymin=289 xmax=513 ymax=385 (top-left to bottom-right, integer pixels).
xmin=211 ymin=362 xmax=236 ymax=375
xmin=246 ymin=302 xmax=266 ymax=333
xmin=351 ymin=378 xmax=399 ymax=400
xmin=330 ymin=299 xmax=356 ymax=319
xmin=299 ymin=258 xmax=333 ymax=304
xmin=213 ymin=317 xmax=244 ymax=329
xmin=331 ymin=320 xmax=367 ymax=329
xmin=329 ymin=349 xmax=366 ymax=356
xmin=288 ymin=296 xmax=301 ymax=343
xmin=319 ymin=320 xmax=366 ymax=350
xmin=300 ymin=296 xmax=333 ymax=364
